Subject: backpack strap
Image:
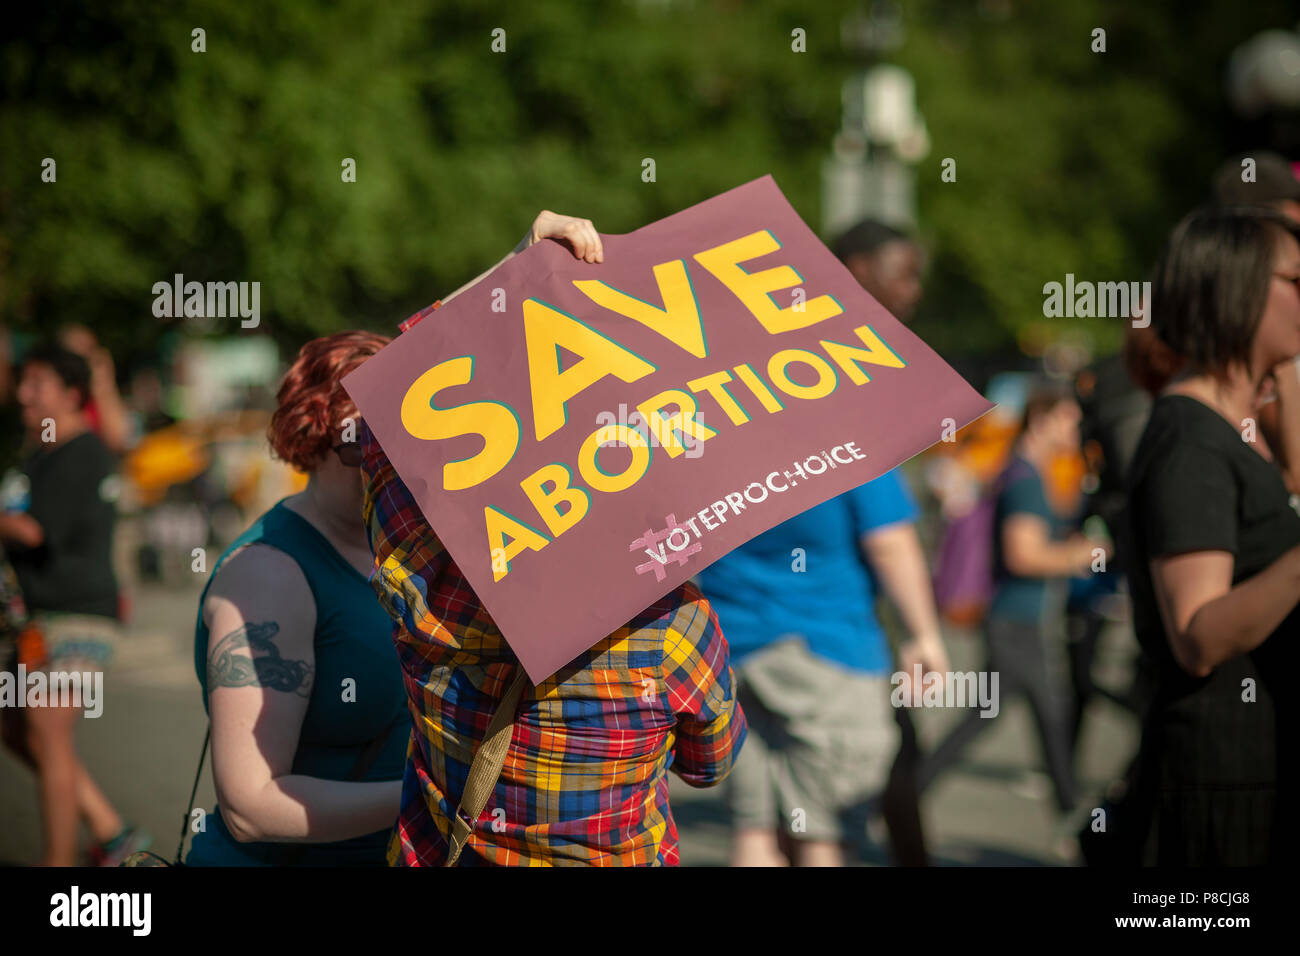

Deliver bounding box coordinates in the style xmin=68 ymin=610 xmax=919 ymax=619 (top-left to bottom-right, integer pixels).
xmin=445 ymin=667 xmax=530 ymax=867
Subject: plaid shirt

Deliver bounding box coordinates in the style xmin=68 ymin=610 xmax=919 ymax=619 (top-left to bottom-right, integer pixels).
xmin=360 ymin=409 xmax=746 ymax=866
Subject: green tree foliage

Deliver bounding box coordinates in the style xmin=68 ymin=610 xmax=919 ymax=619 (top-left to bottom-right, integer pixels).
xmin=899 ymin=0 xmax=1297 ymax=355
xmin=1 ymin=0 xmax=1294 ymax=362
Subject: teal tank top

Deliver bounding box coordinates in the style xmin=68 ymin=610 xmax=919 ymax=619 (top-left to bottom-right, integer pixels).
xmin=187 ymin=500 xmax=408 ymax=866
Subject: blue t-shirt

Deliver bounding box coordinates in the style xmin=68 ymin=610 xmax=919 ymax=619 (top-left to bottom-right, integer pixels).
xmin=989 ymin=455 xmax=1070 ymax=621
xmin=696 ymin=468 xmax=918 ymax=675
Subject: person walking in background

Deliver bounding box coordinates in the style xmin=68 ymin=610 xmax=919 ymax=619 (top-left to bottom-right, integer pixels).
xmin=1065 ymin=351 xmax=1150 ymax=751
xmin=826 ymin=218 xmax=944 ymax=866
xmin=187 ymin=331 xmax=409 ymax=866
xmin=0 ymin=344 xmax=145 ymax=865
xmin=361 ymin=210 xmax=747 ymax=867
xmin=1117 ymin=206 xmax=1300 ymax=865
xmin=918 ymin=382 xmax=1106 ymax=821
xmin=703 ymin=214 xmax=942 ymax=869
xmin=696 ymin=467 xmax=949 ymax=867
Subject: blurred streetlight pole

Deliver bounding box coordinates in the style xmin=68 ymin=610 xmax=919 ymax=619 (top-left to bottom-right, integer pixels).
xmin=822 ymin=0 xmax=930 ymax=239
xmin=1226 ymin=24 xmax=1300 ymax=154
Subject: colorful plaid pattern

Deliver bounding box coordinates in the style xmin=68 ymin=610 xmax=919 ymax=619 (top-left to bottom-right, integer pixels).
xmin=359 ymin=420 xmax=746 ymax=866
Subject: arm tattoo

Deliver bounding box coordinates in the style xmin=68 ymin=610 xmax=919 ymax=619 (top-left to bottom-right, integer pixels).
xmin=207 ymin=621 xmax=313 ymax=697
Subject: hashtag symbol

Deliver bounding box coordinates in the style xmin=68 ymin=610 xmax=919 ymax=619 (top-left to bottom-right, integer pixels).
xmin=629 ymin=513 xmax=701 ymax=581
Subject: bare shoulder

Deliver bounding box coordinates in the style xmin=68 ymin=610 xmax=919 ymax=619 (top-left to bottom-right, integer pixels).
xmin=203 ymin=543 xmax=314 ymax=625
xmin=202 ymin=543 xmax=317 ymax=697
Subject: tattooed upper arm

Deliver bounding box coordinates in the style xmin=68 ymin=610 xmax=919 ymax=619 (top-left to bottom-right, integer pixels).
xmin=201 ymin=543 xmax=318 ymax=811
xmin=207 ymin=620 xmax=313 ymax=696
xmin=201 ymin=543 xmax=318 ymax=706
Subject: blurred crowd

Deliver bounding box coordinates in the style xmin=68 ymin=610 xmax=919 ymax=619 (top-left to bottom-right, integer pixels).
xmin=2 ymin=151 xmax=1299 ymax=867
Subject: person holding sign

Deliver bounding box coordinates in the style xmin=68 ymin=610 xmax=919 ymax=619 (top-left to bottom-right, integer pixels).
xmin=360 ymin=211 xmax=748 ymax=866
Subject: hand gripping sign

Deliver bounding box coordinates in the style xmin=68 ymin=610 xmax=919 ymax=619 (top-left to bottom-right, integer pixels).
xmin=344 ymin=176 xmax=993 ymax=683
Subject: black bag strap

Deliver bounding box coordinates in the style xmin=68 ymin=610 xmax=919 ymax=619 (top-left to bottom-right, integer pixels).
xmin=174 ymin=725 xmax=210 ymax=864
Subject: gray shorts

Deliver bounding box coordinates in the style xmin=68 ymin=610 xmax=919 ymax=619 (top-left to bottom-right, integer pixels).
xmin=727 ymin=636 xmax=899 ymax=845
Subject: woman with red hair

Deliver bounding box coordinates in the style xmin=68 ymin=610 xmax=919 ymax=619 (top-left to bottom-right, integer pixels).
xmin=187 ymin=330 xmax=407 ymax=865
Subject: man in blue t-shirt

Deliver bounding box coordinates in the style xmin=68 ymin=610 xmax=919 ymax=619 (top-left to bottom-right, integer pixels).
xmin=697 ymin=218 xmax=949 ymax=867
xmin=697 ymin=465 xmax=949 ymax=866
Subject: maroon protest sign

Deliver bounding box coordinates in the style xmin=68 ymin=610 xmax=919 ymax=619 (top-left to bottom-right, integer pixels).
xmin=344 ymin=176 xmax=992 ymax=682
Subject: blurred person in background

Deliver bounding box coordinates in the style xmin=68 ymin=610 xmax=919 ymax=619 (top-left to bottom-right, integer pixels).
xmin=188 ymin=331 xmax=408 ymax=865
xmin=126 ymin=367 xmax=177 ymax=438
xmin=1124 ymin=320 xmax=1186 ymax=398
xmin=1065 ymin=344 xmax=1151 ymax=750
xmin=0 ymin=344 xmax=145 ymax=865
xmin=363 ymin=211 xmax=746 ymax=867
xmin=697 ymin=471 xmax=948 ymax=867
xmin=693 ymin=219 xmax=947 ymax=868
xmin=1210 ymin=152 xmax=1300 ymax=494
xmin=838 ymin=217 xmax=945 ymax=866
xmin=58 ymin=324 xmax=132 ymax=456
xmin=832 ymin=219 xmax=925 ymax=324
xmin=1121 ymin=150 xmax=1298 ymax=405
xmin=918 ymin=382 xmax=1107 ymax=823
xmin=1116 ymin=206 xmax=1300 ymax=865
xmin=1212 ymin=150 xmax=1300 ymax=224
xmin=0 ymin=327 xmax=23 ymax=470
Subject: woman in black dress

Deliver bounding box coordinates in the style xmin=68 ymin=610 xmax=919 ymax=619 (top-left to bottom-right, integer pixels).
xmin=1122 ymin=205 xmax=1300 ymax=865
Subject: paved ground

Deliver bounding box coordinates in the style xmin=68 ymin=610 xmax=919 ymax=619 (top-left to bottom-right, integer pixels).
xmin=0 ymin=576 xmax=1140 ymax=867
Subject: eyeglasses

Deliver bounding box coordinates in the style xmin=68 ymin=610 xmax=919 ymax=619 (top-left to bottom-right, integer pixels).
xmin=333 ymin=442 xmax=363 ymax=467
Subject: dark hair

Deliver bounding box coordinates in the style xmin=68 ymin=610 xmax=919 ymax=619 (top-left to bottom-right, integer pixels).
xmin=21 ymin=344 xmax=92 ymax=409
xmin=831 ymin=219 xmax=913 ymax=264
xmin=1210 ymin=151 xmax=1300 ymax=206
xmin=1021 ymin=379 xmax=1076 ymax=433
xmin=1150 ymin=205 xmax=1300 ymax=374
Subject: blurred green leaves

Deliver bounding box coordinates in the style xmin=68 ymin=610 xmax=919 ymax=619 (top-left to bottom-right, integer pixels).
xmin=1 ymin=0 xmax=1294 ymax=363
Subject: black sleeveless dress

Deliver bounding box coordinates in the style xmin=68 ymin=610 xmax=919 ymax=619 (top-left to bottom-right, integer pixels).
xmin=1123 ymin=395 xmax=1299 ymax=865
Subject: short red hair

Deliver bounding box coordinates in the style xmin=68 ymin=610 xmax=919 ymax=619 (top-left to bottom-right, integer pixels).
xmin=269 ymin=330 xmax=391 ymax=472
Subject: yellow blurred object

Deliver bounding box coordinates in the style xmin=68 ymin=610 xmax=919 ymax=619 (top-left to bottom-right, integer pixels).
xmin=124 ymin=427 xmax=210 ymax=505
xmin=928 ymin=416 xmax=1018 ymax=484
xmin=1045 ymin=450 xmax=1087 ymax=516
xmin=928 ymin=416 xmax=1087 ymax=517
xmin=123 ymin=409 xmax=281 ymax=507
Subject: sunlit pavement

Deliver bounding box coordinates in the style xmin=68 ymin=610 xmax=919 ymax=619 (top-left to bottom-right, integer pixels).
xmin=0 ymin=578 xmax=1138 ymax=867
